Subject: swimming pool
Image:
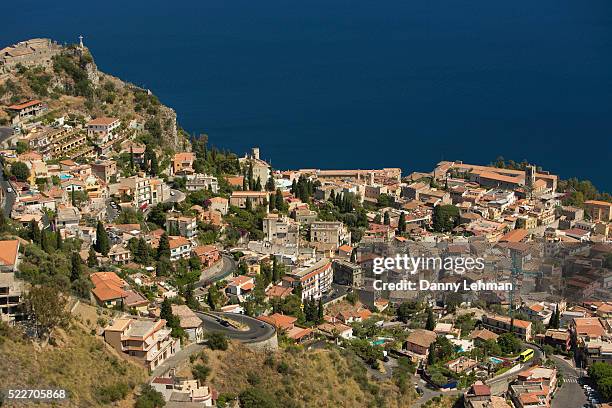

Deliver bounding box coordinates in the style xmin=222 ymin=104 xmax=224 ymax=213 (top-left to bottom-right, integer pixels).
xmin=489 ymin=357 xmax=504 ymax=364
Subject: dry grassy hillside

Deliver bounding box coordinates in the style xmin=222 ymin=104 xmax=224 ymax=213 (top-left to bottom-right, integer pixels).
xmin=0 ymin=322 xmax=146 ymax=408
xmin=182 ymin=342 xmax=417 ymax=408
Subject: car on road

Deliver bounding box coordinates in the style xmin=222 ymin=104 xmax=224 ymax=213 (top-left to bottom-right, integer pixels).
xmin=170 ymin=191 xmax=175 ymax=196
xmin=6 ymin=187 xmax=13 ymax=193
xmin=220 ymin=320 xmax=230 ymax=327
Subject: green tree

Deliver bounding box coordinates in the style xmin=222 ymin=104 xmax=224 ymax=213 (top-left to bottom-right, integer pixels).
xmin=11 ymin=161 xmax=30 ymax=181
xmin=70 ymin=252 xmax=82 ymax=282
xmin=87 ymin=246 xmax=98 ymax=267
xmin=25 ymin=286 xmax=69 ymax=340
xmin=157 ymin=233 xmax=170 ymax=260
xmin=134 ymin=384 xmax=165 ymax=408
xmin=497 ymin=333 xmax=522 ymax=355
xmin=239 ymin=387 xmax=278 ymax=408
xmin=383 ymin=212 xmax=390 ymax=225
xmin=425 ymin=308 xmax=436 ymax=331
xmin=29 ymin=219 xmax=41 ymax=245
xmin=95 ymin=220 xmax=110 ymax=255
xmin=192 ymin=364 xmax=211 ymax=383
xmin=206 ymin=332 xmax=228 ymax=350
xmin=265 ymin=175 xmax=275 ymax=191
xmin=432 ymin=205 xmax=460 ymax=232
xmin=160 ymin=297 xmax=173 ymax=322
xmin=427 ymin=343 xmax=436 ymax=366
xmin=55 ymin=230 xmax=63 ymax=250
xmin=275 ymin=188 xmax=284 ymax=210
xmin=398 ymin=212 xmax=406 ymax=233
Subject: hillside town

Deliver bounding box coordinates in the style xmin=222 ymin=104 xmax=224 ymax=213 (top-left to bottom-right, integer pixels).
xmin=1 ymin=38 xmax=612 ymax=408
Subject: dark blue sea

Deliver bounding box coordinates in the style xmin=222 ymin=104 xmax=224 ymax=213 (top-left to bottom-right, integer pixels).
xmin=4 ymin=0 xmax=612 ymax=191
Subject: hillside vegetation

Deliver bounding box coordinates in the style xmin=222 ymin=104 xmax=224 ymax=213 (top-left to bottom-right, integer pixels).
xmin=0 ymin=322 xmax=146 ymax=407
xmin=0 ymin=42 xmax=181 ymax=149
xmin=183 ymin=342 xmax=417 ymax=408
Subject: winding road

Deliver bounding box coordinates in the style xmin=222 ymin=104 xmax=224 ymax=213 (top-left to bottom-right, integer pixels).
xmin=195 ymin=311 xmax=276 ymax=344
xmin=195 ymin=253 xmax=236 ymax=288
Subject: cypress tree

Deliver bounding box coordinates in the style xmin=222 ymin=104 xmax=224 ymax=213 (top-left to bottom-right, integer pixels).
xmin=254 ymin=177 xmax=262 ymax=191
xmin=95 ymin=220 xmax=110 ymax=255
xmin=275 ymin=188 xmax=283 ymax=210
xmin=30 ymin=220 xmax=41 ymax=245
xmin=383 ymin=212 xmax=390 ymax=225
xmin=426 ymin=308 xmax=436 ymax=331
xmin=41 ymin=230 xmax=50 ymax=253
xmin=398 ymin=212 xmax=406 ymax=233
xmin=158 ymin=233 xmax=170 ymax=260
xmin=87 ymin=247 xmax=97 ymax=267
xmin=266 ymin=175 xmax=275 ymax=191
xmin=268 ymin=194 xmax=275 ymax=212
xmin=245 ymin=197 xmax=253 ymax=211
xmin=55 ymin=230 xmax=63 ymax=250
xmin=160 ymin=297 xmax=173 ymax=321
xmin=70 ymin=252 xmax=82 ymax=282
xmin=427 ymin=343 xmax=436 ymax=366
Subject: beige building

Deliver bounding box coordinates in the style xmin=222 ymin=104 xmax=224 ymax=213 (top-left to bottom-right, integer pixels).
xmin=229 ymin=191 xmax=269 ymax=209
xmin=208 ymin=197 xmax=228 ymax=215
xmin=310 ymin=221 xmax=351 ymax=249
xmin=104 ymin=317 xmax=180 ymax=371
xmin=87 ymin=117 xmax=120 ymax=145
xmin=481 ymin=314 xmax=532 ymax=341
xmin=262 ymin=214 xmax=299 ymax=245
xmin=584 ymin=200 xmax=612 ymax=222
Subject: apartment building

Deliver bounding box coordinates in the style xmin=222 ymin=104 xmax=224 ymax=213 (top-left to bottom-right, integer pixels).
xmin=166 ymin=214 xmax=198 ymax=238
xmin=171 ymin=152 xmax=196 ymax=175
xmin=286 ymin=258 xmax=333 ymax=301
xmin=584 ymin=200 xmax=612 ymax=222
xmin=310 ymin=221 xmax=351 ymax=249
xmin=87 ymin=117 xmax=120 ymax=145
xmin=332 ymin=259 xmax=364 ymax=287
xmin=168 ymin=236 xmax=193 ymax=261
xmin=110 ymin=175 xmax=170 ymax=209
xmin=104 ymin=317 xmax=180 ymax=371
xmin=481 ymin=314 xmax=533 ymax=341
xmin=185 ymin=173 xmax=219 ymax=193
xmin=0 ymin=273 xmax=25 ymax=323
xmin=229 ymin=191 xmax=269 ymax=209
xmin=262 ymin=214 xmax=299 ymax=245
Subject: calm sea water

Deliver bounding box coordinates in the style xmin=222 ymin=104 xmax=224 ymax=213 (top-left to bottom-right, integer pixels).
xmin=4 ymin=0 xmax=612 ymax=190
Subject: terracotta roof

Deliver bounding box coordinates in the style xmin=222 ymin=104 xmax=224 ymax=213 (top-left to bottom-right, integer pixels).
xmin=470 ymin=329 xmax=499 ymax=341
xmin=8 ymin=100 xmax=42 ymax=110
xmin=573 ymin=317 xmax=605 ymax=338
xmin=266 ymin=285 xmax=293 ymax=298
xmin=257 ymin=313 xmax=296 ymax=330
xmin=406 ymin=329 xmax=437 ymax=348
xmin=168 ymin=236 xmax=190 ymax=249
xmin=471 ymin=383 xmax=491 ymax=396
xmin=87 ymin=117 xmax=119 ymax=126
xmin=0 ymin=240 xmax=19 ymax=268
xmin=500 ymin=229 xmax=529 ymax=243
